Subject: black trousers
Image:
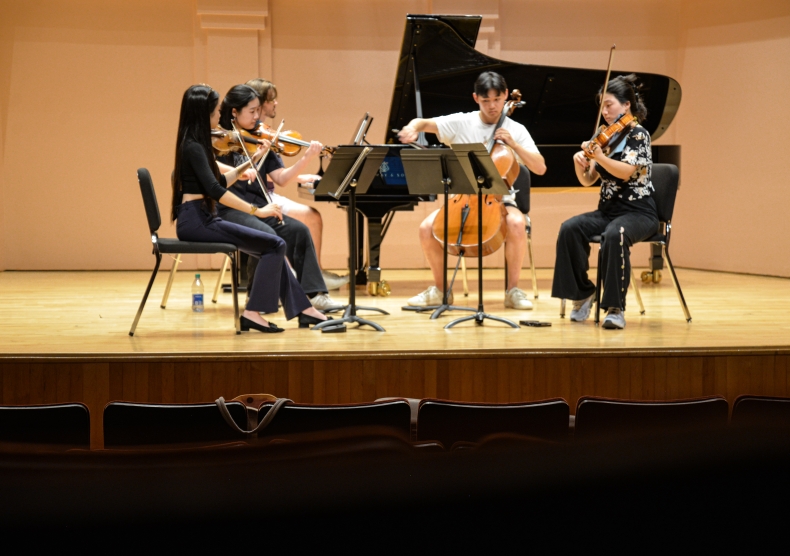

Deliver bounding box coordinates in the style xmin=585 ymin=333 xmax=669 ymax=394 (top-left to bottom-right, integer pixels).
xmin=217 ymin=206 xmax=326 ymax=295
xmin=176 ymin=200 xmax=311 ymax=319
xmin=551 ymin=208 xmax=659 ymax=310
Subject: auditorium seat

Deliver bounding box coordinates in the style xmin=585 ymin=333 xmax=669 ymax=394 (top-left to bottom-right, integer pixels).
xmin=375 ymin=397 xmax=420 ymax=440
xmin=574 ymin=396 xmax=729 ymax=440
xmin=103 ymin=401 xmax=248 ymax=449
xmin=732 ymin=395 xmax=790 ymax=429
xmin=0 ymin=403 xmax=90 ymax=450
xmin=256 ymin=399 xmax=412 ymax=440
xmin=416 ymin=398 xmax=570 ymax=449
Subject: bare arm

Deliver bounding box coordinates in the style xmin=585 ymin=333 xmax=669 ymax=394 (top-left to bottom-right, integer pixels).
xmin=268 ymin=141 xmax=323 ymax=187
xmin=397 ymin=118 xmax=439 ymax=143
xmin=217 ymin=143 xmax=268 ymax=186
xmin=494 ymin=128 xmax=546 ymax=175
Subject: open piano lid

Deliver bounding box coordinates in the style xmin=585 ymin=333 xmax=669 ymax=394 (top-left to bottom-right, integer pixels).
xmin=385 ymin=14 xmax=681 ymax=152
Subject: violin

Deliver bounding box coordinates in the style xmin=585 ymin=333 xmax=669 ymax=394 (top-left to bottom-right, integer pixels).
xmin=211 ymin=127 xmax=266 ymax=156
xmin=241 ymin=121 xmax=334 ymax=157
xmin=432 ymin=89 xmax=524 ymax=258
xmin=582 ymin=112 xmax=636 ymax=159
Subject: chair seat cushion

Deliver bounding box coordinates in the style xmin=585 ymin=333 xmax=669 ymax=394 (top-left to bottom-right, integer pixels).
xmin=590 ymin=233 xmax=666 ymax=245
xmin=156 ymin=237 xmax=237 ymax=255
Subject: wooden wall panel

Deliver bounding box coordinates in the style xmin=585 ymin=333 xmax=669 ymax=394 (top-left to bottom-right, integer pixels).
xmin=2 ymin=351 xmax=789 ymax=449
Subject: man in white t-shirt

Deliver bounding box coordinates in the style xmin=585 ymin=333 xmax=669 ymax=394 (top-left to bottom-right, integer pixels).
xmin=397 ymin=71 xmax=547 ymax=310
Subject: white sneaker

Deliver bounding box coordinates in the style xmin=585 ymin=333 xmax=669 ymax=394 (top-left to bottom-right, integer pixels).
xmin=321 ymin=270 xmax=349 ymax=291
xmin=570 ymin=293 xmax=595 ymax=322
xmin=407 ymin=286 xmax=452 ymax=307
xmin=310 ymin=293 xmax=344 ymax=312
xmin=505 ymin=287 xmax=533 ymax=310
xmin=602 ymin=308 xmax=626 ymax=329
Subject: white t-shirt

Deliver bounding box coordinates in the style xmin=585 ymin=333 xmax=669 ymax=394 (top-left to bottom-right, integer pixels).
xmin=433 ymin=111 xmax=540 ymax=205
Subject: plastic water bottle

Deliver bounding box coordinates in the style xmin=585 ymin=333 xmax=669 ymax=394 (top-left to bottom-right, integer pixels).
xmin=192 ymin=274 xmax=204 ymax=312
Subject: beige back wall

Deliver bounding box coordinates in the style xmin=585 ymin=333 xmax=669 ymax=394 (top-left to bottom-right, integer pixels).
xmin=1 ymin=0 xmax=788 ymax=277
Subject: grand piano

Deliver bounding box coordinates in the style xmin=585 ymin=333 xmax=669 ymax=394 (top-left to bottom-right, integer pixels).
xmin=306 ymin=14 xmax=682 ymax=294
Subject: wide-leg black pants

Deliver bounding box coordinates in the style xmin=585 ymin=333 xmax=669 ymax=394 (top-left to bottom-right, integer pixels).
xmin=551 ymin=208 xmax=659 ymax=310
xmin=176 ymin=200 xmax=311 ymax=319
xmin=217 ymin=206 xmax=326 ymax=295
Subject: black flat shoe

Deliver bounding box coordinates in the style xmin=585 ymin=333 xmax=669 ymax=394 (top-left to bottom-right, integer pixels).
xmin=298 ymin=314 xmax=334 ymax=329
xmin=240 ymin=315 xmax=284 ymax=333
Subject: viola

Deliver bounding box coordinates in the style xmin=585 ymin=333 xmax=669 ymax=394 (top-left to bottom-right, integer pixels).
xmin=432 ymin=89 xmax=524 ymax=258
xmin=242 ymin=121 xmax=334 ymax=157
xmin=582 ymin=112 xmax=636 ymax=159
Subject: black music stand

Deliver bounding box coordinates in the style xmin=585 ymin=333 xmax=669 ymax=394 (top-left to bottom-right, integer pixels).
xmin=444 ymin=144 xmax=519 ymax=330
xmin=400 ymin=148 xmax=476 ymax=319
xmin=312 ymin=146 xmax=390 ymax=331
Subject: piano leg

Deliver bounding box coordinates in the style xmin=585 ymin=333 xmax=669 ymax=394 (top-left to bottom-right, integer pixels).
xmin=366 ymin=215 xmax=385 ymax=295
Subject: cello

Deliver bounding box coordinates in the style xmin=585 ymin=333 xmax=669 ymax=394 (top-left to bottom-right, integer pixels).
xmin=432 ymin=89 xmax=525 ymax=258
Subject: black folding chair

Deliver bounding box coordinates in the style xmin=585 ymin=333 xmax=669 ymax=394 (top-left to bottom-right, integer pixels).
xmin=103 ymin=401 xmax=248 ymax=448
xmin=0 ymin=403 xmax=90 ymax=450
xmin=561 ymin=163 xmax=692 ymax=323
xmin=129 ymin=168 xmax=241 ymax=336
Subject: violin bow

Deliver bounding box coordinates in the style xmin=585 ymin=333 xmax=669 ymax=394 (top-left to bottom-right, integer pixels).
xmin=232 ymin=120 xmax=283 ymax=225
xmin=594 ymin=44 xmax=617 ymax=135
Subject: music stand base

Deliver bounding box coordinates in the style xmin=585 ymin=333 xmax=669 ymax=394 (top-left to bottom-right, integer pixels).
xmin=401 ymin=303 xmax=476 ymax=318
xmin=444 ymin=311 xmax=520 ymax=329
xmin=313 ymin=315 xmax=385 ymax=332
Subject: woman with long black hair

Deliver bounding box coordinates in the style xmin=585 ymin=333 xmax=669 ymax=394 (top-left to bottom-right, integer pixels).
xmin=551 ymin=74 xmax=659 ymax=330
xmin=171 ymin=84 xmax=329 ymax=333
xmin=214 ymin=84 xmax=340 ymax=312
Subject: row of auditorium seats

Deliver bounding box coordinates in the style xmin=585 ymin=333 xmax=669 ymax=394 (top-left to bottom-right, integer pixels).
xmin=1 ymin=395 xmax=789 ymax=451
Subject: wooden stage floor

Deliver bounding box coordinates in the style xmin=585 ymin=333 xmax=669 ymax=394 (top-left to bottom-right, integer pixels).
xmin=0 ymin=267 xmax=787 ymax=358
xmin=2 ymin=267 xmax=788 ymax=447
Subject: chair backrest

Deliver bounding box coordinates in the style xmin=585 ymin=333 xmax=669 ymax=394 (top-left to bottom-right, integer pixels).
xmin=103 ymin=401 xmax=247 ymax=448
xmin=732 ymin=395 xmax=790 ymax=429
xmin=416 ymin=398 xmax=570 ymax=447
xmin=0 ymin=403 xmax=90 ymax=450
xmin=650 ymin=163 xmax=680 ymax=224
xmin=257 ymin=400 xmax=412 ymax=439
xmin=513 ymin=164 xmax=531 ymax=215
xmin=137 ymin=168 xmax=161 ymax=234
xmin=575 ymin=396 xmax=729 ymax=440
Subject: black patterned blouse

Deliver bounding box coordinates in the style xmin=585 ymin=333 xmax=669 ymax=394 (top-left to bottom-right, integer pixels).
xmin=596 ymin=124 xmax=658 ymax=217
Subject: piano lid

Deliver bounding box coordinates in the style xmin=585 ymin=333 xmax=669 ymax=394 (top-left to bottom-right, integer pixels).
xmin=385 ymin=14 xmax=682 ymax=147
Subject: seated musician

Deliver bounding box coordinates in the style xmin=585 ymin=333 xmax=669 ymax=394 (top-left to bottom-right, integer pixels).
xmin=398 ymin=71 xmax=546 ymax=310
xmin=551 ymin=74 xmax=658 ymax=330
xmin=215 ymin=83 xmax=342 ymax=312
xmin=171 ymin=84 xmax=330 ymax=333
xmin=247 ymin=78 xmax=348 ymax=293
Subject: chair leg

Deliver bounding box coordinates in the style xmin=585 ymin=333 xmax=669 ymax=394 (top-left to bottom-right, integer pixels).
xmin=213 ymin=255 xmax=230 ymax=303
xmin=560 ymin=298 xmax=566 ymax=318
xmin=663 ymin=245 xmax=692 ymax=323
xmin=525 ymin=216 xmax=538 ymax=299
xmin=631 ymin=266 xmax=646 ymax=315
xmin=460 ymin=257 xmax=469 ymax=297
xmin=594 ymin=245 xmax=603 ymax=325
xmin=230 ymin=252 xmax=241 ymax=334
xmin=130 ymin=252 xmax=162 ymax=336
xmin=160 ymin=254 xmax=182 ymax=309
